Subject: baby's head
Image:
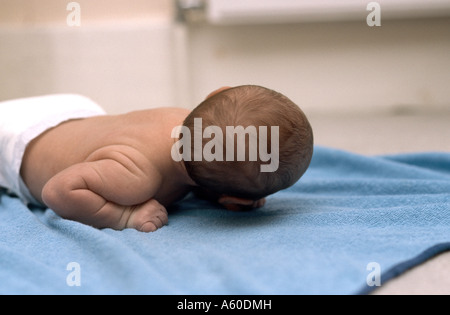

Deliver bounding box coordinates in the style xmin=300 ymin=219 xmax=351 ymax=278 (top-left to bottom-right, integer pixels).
xmin=182 ymin=85 xmax=313 ymax=201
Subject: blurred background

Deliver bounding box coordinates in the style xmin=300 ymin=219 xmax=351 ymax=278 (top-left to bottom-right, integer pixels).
xmin=1 ymin=0 xmax=449 ymax=154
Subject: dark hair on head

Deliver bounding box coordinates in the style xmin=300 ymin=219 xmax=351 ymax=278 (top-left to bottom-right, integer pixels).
xmin=183 ymin=85 xmax=313 ymax=200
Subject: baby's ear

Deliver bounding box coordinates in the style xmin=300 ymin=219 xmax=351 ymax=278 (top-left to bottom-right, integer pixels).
xmin=205 ymin=86 xmax=232 ymax=100
xmin=218 ymin=195 xmax=266 ymax=212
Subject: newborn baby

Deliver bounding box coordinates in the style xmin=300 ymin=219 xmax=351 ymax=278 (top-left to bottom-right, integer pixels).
xmin=0 ymin=85 xmax=313 ymax=232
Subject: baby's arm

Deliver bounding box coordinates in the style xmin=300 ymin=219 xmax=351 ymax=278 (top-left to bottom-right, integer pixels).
xmin=218 ymin=196 xmax=266 ymax=212
xmin=41 ymin=152 xmax=168 ymax=232
xmin=193 ymin=187 xmax=266 ymax=212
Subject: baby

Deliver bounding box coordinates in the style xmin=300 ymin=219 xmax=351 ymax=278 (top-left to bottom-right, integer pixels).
xmin=0 ymin=85 xmax=313 ymax=232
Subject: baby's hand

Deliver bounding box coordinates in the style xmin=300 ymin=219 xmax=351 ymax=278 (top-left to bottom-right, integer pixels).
xmin=218 ymin=196 xmax=266 ymax=212
xmin=126 ymin=199 xmax=168 ymax=232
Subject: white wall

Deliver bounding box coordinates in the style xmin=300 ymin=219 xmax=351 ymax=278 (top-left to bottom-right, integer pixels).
xmin=186 ymin=18 xmax=450 ymax=115
xmin=1 ymin=0 xmax=449 ymax=116
xmin=0 ymin=25 xmax=181 ymax=114
xmin=0 ymin=0 xmax=179 ymax=114
xmin=0 ymin=0 xmax=173 ymax=26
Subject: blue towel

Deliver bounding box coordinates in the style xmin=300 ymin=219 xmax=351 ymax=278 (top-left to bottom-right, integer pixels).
xmin=0 ymin=146 xmax=449 ymax=294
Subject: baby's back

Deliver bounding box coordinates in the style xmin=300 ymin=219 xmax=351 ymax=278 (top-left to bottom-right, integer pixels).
xmin=21 ymin=107 xmax=191 ymax=204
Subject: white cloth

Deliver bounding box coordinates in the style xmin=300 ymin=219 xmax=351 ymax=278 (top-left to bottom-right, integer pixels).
xmin=0 ymin=94 xmax=106 ymax=205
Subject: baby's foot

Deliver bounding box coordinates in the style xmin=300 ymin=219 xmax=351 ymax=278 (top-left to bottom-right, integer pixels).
xmin=127 ymin=199 xmax=168 ymax=232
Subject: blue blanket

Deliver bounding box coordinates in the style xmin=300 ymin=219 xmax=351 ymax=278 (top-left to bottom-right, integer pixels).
xmin=1 ymin=146 xmax=449 ymax=295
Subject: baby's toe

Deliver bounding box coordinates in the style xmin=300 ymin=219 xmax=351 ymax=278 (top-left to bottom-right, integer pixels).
xmin=128 ymin=201 xmax=168 ymax=232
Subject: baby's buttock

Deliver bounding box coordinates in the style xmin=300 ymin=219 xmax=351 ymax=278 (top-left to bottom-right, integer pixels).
xmin=0 ymin=94 xmax=106 ymax=206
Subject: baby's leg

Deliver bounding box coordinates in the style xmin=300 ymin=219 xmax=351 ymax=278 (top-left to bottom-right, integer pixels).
xmin=77 ymin=196 xmax=168 ymax=232
xmin=122 ymin=199 xmax=169 ymax=232
xmin=41 ymin=162 xmax=168 ymax=232
xmin=92 ymin=199 xmax=168 ymax=232
xmin=43 ymin=181 xmax=168 ymax=232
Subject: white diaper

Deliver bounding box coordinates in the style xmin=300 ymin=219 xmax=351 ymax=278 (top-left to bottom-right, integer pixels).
xmin=0 ymin=94 xmax=106 ymax=206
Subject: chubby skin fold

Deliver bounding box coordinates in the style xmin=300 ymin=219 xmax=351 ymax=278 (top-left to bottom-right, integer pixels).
xmin=41 ymin=146 xmax=168 ymax=232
